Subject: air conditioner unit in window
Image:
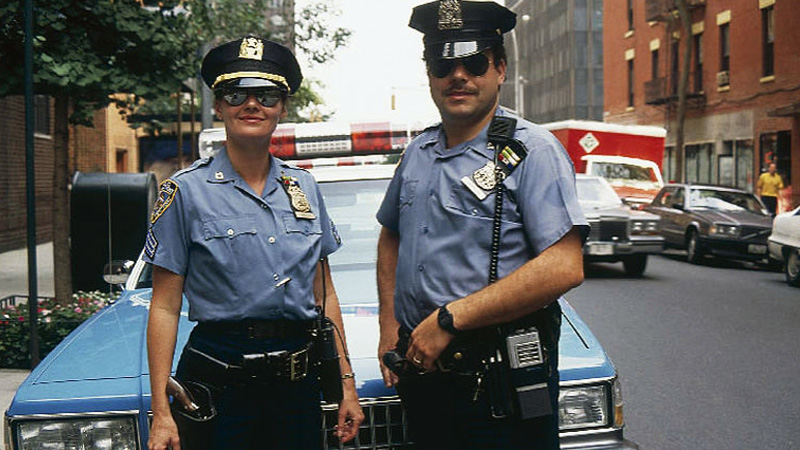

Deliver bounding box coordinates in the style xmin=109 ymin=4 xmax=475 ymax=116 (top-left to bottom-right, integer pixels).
xmin=716 ymin=71 xmax=730 ymax=87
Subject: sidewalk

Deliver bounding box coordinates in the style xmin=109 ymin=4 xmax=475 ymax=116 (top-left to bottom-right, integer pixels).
xmin=1 ymin=369 xmax=30 ymax=450
xmin=0 ymin=242 xmax=54 ymax=300
xmin=1 ymin=243 xmax=51 ymax=449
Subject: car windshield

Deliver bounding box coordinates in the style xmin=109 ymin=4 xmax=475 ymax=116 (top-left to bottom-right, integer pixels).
xmin=688 ymin=188 xmax=767 ymax=215
xmin=589 ymin=162 xmax=660 ymax=189
xmin=576 ymin=177 xmax=623 ymax=206
xmin=319 ymin=178 xmax=389 ymax=304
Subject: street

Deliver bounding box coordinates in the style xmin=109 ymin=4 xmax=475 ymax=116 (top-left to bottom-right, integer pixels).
xmin=568 ymin=252 xmax=800 ymax=450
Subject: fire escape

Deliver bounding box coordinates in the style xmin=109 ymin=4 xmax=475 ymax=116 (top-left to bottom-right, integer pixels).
xmin=644 ymin=0 xmax=707 ymax=109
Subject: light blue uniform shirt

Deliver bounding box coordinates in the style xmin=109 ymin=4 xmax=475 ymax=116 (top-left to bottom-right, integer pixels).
xmin=377 ymin=109 xmax=588 ymax=330
xmin=144 ymin=148 xmax=341 ymax=322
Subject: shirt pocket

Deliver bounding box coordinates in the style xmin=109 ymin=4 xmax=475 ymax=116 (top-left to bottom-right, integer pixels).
xmin=445 ymin=183 xmax=495 ymax=219
xmin=399 ymin=179 xmax=419 ymax=210
xmin=202 ymin=215 xmax=259 ymax=240
xmin=282 ymin=213 xmax=323 ymax=236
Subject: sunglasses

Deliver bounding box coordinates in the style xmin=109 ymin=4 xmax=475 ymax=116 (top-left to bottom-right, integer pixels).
xmin=217 ymin=88 xmax=284 ymax=107
xmin=428 ymin=53 xmax=491 ymax=78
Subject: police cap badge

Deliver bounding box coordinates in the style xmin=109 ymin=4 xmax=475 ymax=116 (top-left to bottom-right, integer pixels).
xmin=201 ymin=35 xmax=303 ymax=94
xmin=409 ymin=1 xmax=516 ymax=60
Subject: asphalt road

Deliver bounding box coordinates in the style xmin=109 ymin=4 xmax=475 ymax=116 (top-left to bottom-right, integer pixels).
xmin=568 ymin=251 xmax=800 ymax=450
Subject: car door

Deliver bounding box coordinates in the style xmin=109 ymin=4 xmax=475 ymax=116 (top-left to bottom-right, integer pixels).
xmin=650 ymin=187 xmax=683 ymax=246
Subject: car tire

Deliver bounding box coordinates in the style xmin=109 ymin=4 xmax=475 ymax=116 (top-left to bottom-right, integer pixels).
xmin=686 ymin=229 xmax=704 ymax=264
xmin=785 ymin=248 xmax=800 ymax=287
xmin=623 ymin=254 xmax=648 ymax=277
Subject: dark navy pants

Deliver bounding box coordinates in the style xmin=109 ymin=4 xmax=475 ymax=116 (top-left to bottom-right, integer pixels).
xmin=175 ymin=327 xmax=322 ymax=449
xmin=396 ymin=370 xmax=559 ymax=450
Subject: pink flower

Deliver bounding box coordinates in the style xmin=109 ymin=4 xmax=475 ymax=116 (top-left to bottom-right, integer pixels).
xmin=74 ymin=307 xmax=83 ymax=314
xmin=18 ymin=316 xmax=25 ymax=322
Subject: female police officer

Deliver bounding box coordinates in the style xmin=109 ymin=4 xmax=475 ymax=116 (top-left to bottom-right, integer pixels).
xmin=146 ymin=36 xmax=363 ymax=449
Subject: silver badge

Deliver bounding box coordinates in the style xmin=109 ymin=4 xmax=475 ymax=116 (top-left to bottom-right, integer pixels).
xmin=280 ymin=173 xmax=316 ymax=220
xmin=473 ymin=161 xmax=497 ymax=191
xmin=438 ymin=0 xmax=463 ymax=30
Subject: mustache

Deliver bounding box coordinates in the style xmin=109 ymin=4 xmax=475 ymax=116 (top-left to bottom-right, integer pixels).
xmin=443 ymin=84 xmax=477 ymax=96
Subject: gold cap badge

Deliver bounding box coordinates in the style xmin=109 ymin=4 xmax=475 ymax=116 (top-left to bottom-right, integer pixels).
xmin=239 ymin=37 xmax=264 ymax=60
xmin=438 ymin=0 xmax=463 ymax=30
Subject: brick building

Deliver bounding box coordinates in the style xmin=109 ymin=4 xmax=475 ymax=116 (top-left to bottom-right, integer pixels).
xmin=604 ymin=0 xmax=799 ymax=211
xmin=0 ymin=96 xmax=139 ymax=252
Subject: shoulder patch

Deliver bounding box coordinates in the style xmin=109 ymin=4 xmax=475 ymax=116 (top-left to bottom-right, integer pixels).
xmin=151 ymin=179 xmax=178 ymax=224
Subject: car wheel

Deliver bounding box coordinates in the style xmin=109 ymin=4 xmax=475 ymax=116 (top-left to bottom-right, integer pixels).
xmin=686 ymin=229 xmax=703 ymax=264
xmin=623 ymin=254 xmax=648 ymax=277
xmin=785 ymin=249 xmax=800 ymax=287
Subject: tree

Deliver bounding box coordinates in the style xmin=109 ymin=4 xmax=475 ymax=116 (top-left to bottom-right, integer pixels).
xmin=672 ymin=0 xmax=692 ymax=183
xmin=0 ymin=0 xmax=197 ymax=303
xmin=130 ymin=0 xmax=351 ymax=125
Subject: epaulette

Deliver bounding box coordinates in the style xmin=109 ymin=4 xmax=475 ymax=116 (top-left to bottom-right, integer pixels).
xmin=171 ymin=157 xmax=212 ymax=179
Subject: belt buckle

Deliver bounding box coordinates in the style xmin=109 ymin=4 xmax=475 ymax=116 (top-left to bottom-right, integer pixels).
xmin=288 ymin=347 xmax=309 ymax=381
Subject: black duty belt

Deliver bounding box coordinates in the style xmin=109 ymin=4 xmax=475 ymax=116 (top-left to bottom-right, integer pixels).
xmin=183 ymin=342 xmax=313 ymax=385
xmin=195 ymin=319 xmax=312 ymax=340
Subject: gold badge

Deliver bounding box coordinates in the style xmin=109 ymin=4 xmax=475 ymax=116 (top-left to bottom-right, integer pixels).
xmin=473 ymin=161 xmax=497 ymax=191
xmin=438 ymin=0 xmax=463 ymax=30
xmin=239 ymin=37 xmax=264 ymax=60
xmin=280 ymin=173 xmax=316 ymax=220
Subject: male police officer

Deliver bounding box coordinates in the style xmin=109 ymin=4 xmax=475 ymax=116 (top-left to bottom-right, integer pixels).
xmin=376 ymin=2 xmax=588 ymax=448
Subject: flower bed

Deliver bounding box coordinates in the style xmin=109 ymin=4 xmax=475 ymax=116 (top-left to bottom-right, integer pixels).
xmin=0 ymin=291 xmax=116 ymax=369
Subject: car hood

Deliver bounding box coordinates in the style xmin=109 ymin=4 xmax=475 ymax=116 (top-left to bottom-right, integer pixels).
xmin=580 ymin=203 xmax=630 ymax=220
xmin=690 ymin=208 xmax=773 ymax=227
xmin=9 ymin=292 xmax=613 ymax=415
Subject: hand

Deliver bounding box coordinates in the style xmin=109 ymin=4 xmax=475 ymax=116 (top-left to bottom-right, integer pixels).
xmin=148 ymin=412 xmax=180 ymax=450
xmin=405 ymin=309 xmax=454 ymax=372
xmin=378 ymin=329 xmax=400 ymax=387
xmin=335 ymin=393 xmax=364 ymax=443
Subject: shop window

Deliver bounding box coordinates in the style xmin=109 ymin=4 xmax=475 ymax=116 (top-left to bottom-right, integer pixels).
xmin=719 ymin=140 xmax=754 ymax=191
xmin=663 ymin=146 xmax=677 ymax=183
xmin=685 ymin=143 xmax=712 ymax=184
xmin=761 ymin=131 xmax=792 ymax=186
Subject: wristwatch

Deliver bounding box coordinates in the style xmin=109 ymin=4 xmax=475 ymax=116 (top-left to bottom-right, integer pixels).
xmin=437 ymin=305 xmax=459 ymax=335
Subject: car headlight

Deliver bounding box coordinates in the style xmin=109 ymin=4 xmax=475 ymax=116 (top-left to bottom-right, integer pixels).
xmin=16 ymin=416 xmax=138 ymax=450
xmin=710 ymin=223 xmax=739 ymax=237
xmin=630 ymin=220 xmax=659 ymax=235
xmin=558 ymin=384 xmax=609 ymax=430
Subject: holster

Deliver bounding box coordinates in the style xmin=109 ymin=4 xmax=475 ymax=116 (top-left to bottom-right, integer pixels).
xmin=168 ymin=377 xmax=217 ymax=450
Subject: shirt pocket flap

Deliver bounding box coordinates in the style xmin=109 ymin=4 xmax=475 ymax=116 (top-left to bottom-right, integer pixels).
xmin=202 ymin=216 xmax=258 ymax=240
xmin=282 ymin=213 xmax=323 ymax=235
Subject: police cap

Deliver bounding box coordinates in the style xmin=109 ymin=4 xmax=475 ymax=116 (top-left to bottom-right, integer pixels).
xmin=201 ymin=36 xmax=303 ymax=95
xmin=409 ymin=1 xmax=516 ymax=60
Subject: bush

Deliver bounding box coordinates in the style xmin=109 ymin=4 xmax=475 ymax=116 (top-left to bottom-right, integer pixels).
xmin=0 ymin=291 xmax=116 ymax=369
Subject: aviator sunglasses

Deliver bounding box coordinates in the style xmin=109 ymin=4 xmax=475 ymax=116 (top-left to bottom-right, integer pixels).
xmin=217 ymin=88 xmax=284 ymax=108
xmin=428 ymin=53 xmax=491 ymax=78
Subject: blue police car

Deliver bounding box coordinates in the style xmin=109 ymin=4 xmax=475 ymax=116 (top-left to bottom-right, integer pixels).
xmin=4 ymin=158 xmax=638 ymax=450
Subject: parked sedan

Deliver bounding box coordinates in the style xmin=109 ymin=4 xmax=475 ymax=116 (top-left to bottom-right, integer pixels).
xmin=576 ymin=175 xmax=664 ymax=276
xmin=768 ymin=205 xmax=800 ymax=287
xmin=645 ymin=184 xmax=773 ymax=264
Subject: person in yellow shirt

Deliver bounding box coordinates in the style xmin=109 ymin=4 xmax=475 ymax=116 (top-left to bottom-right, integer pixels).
xmin=756 ymin=162 xmax=784 ymax=215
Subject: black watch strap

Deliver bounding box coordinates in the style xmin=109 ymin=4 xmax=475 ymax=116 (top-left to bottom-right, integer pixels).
xmin=437 ymin=305 xmax=458 ymax=335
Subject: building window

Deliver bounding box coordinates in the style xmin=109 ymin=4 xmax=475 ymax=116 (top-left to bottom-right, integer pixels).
xmin=762 ymin=5 xmax=774 ymax=77
xmin=719 ymin=140 xmax=754 ymax=190
xmin=627 ymin=59 xmax=634 ymax=107
xmin=685 ymin=143 xmax=713 ymax=184
xmin=627 ymin=0 xmax=634 ymax=32
xmin=719 ymin=23 xmax=730 ymax=73
xmin=670 ymin=39 xmax=680 ymax=96
xmin=663 ymin=146 xmax=676 ymax=182
xmin=651 ymin=49 xmax=659 ymax=80
xmin=693 ymin=33 xmax=703 ymax=92
xmin=34 ymin=95 xmax=50 ymax=135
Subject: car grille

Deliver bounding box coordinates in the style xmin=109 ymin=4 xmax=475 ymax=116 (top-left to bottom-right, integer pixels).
xmin=739 ymin=226 xmax=771 ymax=242
xmin=588 ymin=220 xmax=629 ymax=242
xmin=322 ymin=398 xmax=413 ymax=449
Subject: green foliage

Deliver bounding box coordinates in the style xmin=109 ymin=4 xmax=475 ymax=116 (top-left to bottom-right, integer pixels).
xmin=0 ymin=291 xmax=116 ymax=369
xmin=0 ymin=0 xmax=197 ymax=125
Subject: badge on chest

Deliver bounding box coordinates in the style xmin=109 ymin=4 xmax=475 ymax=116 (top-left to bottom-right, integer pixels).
xmin=279 ymin=173 xmax=316 ymax=219
xmin=461 ymin=161 xmax=497 ymax=201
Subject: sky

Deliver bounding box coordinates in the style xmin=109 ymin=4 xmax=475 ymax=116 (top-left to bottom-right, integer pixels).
xmin=297 ymin=0 xmax=441 ymax=126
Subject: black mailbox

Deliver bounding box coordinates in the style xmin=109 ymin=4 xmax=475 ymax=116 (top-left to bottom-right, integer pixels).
xmin=70 ymin=172 xmax=157 ymax=292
